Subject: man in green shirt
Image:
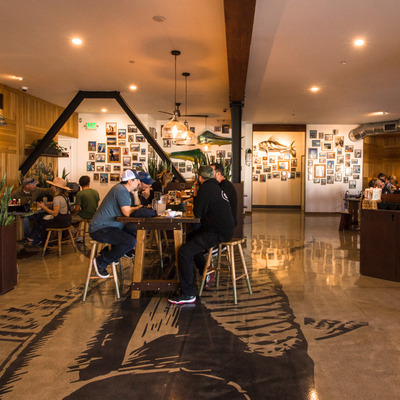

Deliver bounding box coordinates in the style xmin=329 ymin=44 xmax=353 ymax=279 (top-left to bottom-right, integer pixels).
xmin=72 ymin=175 xmax=100 ymax=222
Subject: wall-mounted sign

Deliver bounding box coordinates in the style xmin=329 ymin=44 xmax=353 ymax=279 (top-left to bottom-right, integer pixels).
xmin=85 ymin=122 xmax=97 ymax=129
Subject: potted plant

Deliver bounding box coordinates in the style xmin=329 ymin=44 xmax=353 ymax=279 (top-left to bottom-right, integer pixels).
xmin=28 ymin=139 xmax=68 ymax=156
xmin=0 ymin=173 xmax=17 ymax=294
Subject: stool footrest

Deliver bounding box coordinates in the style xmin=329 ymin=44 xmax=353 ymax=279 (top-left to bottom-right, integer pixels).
xmin=131 ymin=280 xmax=179 ymax=292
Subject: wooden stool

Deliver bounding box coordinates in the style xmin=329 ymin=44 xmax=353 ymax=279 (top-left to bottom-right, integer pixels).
xmin=75 ymin=219 xmax=91 ymax=242
xmin=339 ymin=211 xmax=352 ymax=231
xmin=82 ymin=240 xmax=121 ymax=301
xmin=199 ymin=238 xmax=252 ymax=304
xmin=42 ymin=226 xmax=78 ymax=258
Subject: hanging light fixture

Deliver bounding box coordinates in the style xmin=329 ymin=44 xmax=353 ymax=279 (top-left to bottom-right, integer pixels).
xmin=162 ymin=50 xmax=187 ymax=139
xmin=175 ymin=72 xmax=196 ymax=146
xmin=0 ymin=94 xmax=7 ymax=126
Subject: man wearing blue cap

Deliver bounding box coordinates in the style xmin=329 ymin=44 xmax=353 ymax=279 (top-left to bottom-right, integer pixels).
xmin=136 ymin=171 xmax=156 ymax=206
xmin=89 ymin=170 xmax=142 ymax=278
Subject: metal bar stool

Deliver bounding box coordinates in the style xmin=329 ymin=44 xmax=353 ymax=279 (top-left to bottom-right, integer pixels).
xmin=42 ymin=226 xmax=78 ymax=258
xmin=82 ymin=240 xmax=121 ymax=301
xmin=199 ymin=238 xmax=252 ymax=304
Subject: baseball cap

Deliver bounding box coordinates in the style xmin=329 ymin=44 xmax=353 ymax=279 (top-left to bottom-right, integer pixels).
xmin=23 ymin=177 xmax=38 ymax=186
xmin=138 ymin=171 xmax=155 ymax=185
xmin=120 ymin=169 xmax=140 ymax=182
xmin=198 ymin=165 xmax=214 ymax=179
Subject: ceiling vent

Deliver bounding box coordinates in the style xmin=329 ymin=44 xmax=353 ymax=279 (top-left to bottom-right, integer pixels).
xmin=349 ymin=120 xmax=400 ymax=141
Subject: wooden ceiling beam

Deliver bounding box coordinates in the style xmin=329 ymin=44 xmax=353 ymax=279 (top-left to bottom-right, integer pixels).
xmin=224 ymin=0 xmax=256 ymax=104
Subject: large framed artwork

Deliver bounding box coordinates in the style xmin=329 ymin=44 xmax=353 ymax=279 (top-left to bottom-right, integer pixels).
xmin=107 ymin=147 xmax=120 ymax=163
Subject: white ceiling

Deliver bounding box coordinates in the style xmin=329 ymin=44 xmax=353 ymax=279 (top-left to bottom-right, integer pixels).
xmin=2 ymin=0 xmax=400 ymax=126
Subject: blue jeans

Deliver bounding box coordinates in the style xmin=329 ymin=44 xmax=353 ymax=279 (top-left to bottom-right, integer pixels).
xmin=178 ymin=230 xmax=227 ymax=297
xmin=90 ymin=225 xmax=137 ymax=269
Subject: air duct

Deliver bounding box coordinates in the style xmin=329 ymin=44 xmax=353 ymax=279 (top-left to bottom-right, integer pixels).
xmin=349 ymin=120 xmax=400 ymax=141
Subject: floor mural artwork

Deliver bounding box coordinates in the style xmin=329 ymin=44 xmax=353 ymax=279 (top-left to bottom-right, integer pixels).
xmin=0 ymin=235 xmax=369 ymax=399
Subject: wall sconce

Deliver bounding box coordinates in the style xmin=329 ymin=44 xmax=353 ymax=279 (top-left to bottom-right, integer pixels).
xmin=245 ymin=148 xmax=252 ymax=166
xmin=0 ymin=94 xmax=6 ymax=126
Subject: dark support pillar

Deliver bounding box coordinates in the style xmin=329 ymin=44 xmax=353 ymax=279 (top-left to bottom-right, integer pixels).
xmin=230 ymin=101 xmax=243 ymax=183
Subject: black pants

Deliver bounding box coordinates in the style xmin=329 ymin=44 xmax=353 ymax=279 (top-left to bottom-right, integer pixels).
xmin=178 ymin=230 xmax=229 ymax=297
xmin=40 ymin=213 xmax=72 ymax=242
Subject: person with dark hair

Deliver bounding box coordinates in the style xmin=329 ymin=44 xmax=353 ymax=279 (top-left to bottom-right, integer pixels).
xmin=378 ymin=172 xmax=391 ymax=194
xmin=89 ymin=170 xmax=142 ymax=278
xmin=211 ymin=163 xmax=237 ymax=227
xmin=168 ymin=165 xmax=234 ymax=305
xmin=71 ymin=175 xmax=100 ymax=223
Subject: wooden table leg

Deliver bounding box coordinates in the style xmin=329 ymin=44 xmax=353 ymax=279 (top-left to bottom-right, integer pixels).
xmin=131 ymin=229 xmax=146 ymax=299
xmin=173 ymin=226 xmax=183 ymax=282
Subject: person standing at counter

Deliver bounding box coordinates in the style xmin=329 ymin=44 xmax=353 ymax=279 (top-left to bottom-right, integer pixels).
xmin=168 ymin=165 xmax=234 ymax=305
xmin=89 ymin=170 xmax=142 ymax=278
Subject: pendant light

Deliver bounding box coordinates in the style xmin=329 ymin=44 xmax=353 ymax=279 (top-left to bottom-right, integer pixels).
xmin=176 ymin=72 xmax=196 ymax=146
xmin=162 ymin=50 xmax=187 ymax=139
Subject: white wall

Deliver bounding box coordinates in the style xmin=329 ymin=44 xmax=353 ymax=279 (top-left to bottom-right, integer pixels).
xmin=242 ymin=122 xmax=253 ymax=212
xmin=305 ymin=124 xmax=362 ymax=212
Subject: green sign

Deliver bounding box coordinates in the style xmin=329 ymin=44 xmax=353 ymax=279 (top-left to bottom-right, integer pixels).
xmin=86 ymin=122 xmax=96 ymax=129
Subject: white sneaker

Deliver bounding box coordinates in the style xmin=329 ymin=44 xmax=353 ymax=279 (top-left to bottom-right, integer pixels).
xmin=93 ymin=257 xmax=110 ymax=279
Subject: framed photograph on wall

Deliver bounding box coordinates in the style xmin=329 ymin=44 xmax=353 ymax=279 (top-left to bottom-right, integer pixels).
xmin=309 ymin=130 xmax=317 ymax=138
xmin=314 ymin=164 xmax=326 ymax=178
xmin=87 ymin=161 xmax=95 ymax=171
xmin=96 ymin=165 xmax=104 ymax=172
xmin=88 ymin=153 xmax=95 ymax=160
xmin=325 ymin=134 xmax=333 ymax=141
xmin=355 ymin=149 xmax=362 ymax=158
xmin=113 ymin=165 xmax=121 ymax=172
xmin=122 ymin=147 xmax=129 ymax=155
xmin=106 ymin=122 xmax=117 ymax=135
xmin=128 ymin=135 xmax=134 ymax=142
xmin=132 ymin=153 xmax=138 ymax=161
xmin=122 ymin=156 xmax=131 ymax=167
xmin=118 ymin=129 xmax=126 ymax=139
xmin=222 ymin=124 xmax=230 ymax=134
xmin=107 ymin=137 xmax=116 ymax=146
xmin=323 ymin=142 xmax=332 ymax=150
xmin=96 ymin=154 xmax=105 ymax=162
xmin=118 ymin=140 xmax=126 ymax=146
xmin=308 ymin=148 xmax=318 ymax=159
xmin=278 ymin=161 xmax=289 ymax=171
xmin=93 ymin=173 xmax=99 ymax=181
xmin=136 ymin=135 xmax=145 ymax=142
xmin=127 ymin=124 xmax=136 ymax=133
xmin=349 ymin=180 xmax=356 ymax=189
xmin=100 ymin=173 xmax=108 ymax=183
xmin=105 ymin=165 xmax=111 ymax=172
xmin=88 ymin=141 xmax=96 ymax=151
xmin=130 ymin=144 xmax=140 ymax=152
xmin=110 ymin=173 xmax=120 ymax=182
xmin=335 ymin=136 xmax=344 ymax=147
xmin=107 ymin=147 xmax=120 ymax=163
xmin=97 ymin=143 xmax=106 ymax=153
xmin=311 ymin=139 xmax=320 ymax=147
xmin=345 ymin=145 xmax=354 ymax=152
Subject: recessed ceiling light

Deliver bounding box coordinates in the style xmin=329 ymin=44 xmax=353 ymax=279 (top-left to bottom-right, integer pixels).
xmin=370 ymin=111 xmax=389 ymax=116
xmin=72 ymin=38 xmax=82 ymax=45
xmin=339 ymin=61 xmax=347 ymax=65
xmin=128 ymin=60 xmax=135 ymax=64
xmin=310 ymin=86 xmax=320 ymax=92
xmin=101 ymin=108 xmax=107 ymax=113
xmin=12 ymin=75 xmax=24 ymax=81
xmin=354 ymin=38 xmax=365 ymax=47
xmin=129 ymin=85 xmax=137 ymax=90
xmin=152 ymin=16 xmax=166 ymax=22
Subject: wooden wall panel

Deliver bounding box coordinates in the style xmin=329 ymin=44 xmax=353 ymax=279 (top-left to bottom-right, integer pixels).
xmin=0 ymin=83 xmax=78 ymax=187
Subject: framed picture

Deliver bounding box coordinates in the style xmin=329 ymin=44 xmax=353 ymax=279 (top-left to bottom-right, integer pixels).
xmin=308 ymin=148 xmax=318 ymax=159
xmin=214 ymin=126 xmax=221 ymax=132
xmin=107 ymin=137 xmax=117 ymax=146
xmin=325 ymin=134 xmax=333 ymax=141
xmin=96 ymin=154 xmax=105 ymax=162
xmin=87 ymin=161 xmax=95 ymax=171
xmin=349 ymin=180 xmax=356 ymax=189
xmin=110 ymin=173 xmax=120 ymax=182
xmin=118 ymin=140 xmax=126 ymax=146
xmin=314 ymin=164 xmax=326 ymax=178
xmin=104 ymin=164 xmax=111 ymax=172
xmin=113 ymin=165 xmax=121 ymax=172
xmin=122 ymin=147 xmax=129 ymax=155
xmin=312 ymin=139 xmax=321 ymax=147
xmin=278 ymin=154 xmax=284 ymax=161
xmin=128 ymin=135 xmax=134 ymax=142
xmin=132 ymin=153 xmax=138 ymax=161
xmin=107 ymin=147 xmax=120 ymax=163
xmin=327 ymin=152 xmax=335 ymax=159
xmin=353 ymin=165 xmax=361 ymax=174
xmin=216 ymin=150 xmax=226 ymax=158
xmin=323 ymin=142 xmax=332 ymax=150
xmin=318 ymin=132 xmax=324 ymax=139
xmin=132 ymin=162 xmax=142 ymax=169
xmin=327 ymin=160 xmax=334 ymax=168
xmin=122 ymin=156 xmax=131 ymax=167
xmin=100 ymin=173 xmax=108 ymax=183
xmin=308 ymin=160 xmax=313 ymax=166
xmin=127 ymin=124 xmax=136 ymax=133
xmin=309 ymin=130 xmax=317 ymax=138
xmin=97 ymin=143 xmax=106 ymax=153
xmin=345 ymin=167 xmax=353 ymax=176
xmin=355 ymin=149 xmax=362 ymax=158
xmin=345 ymin=145 xmax=354 ymax=152
xmin=118 ymin=129 xmax=126 ymax=139
xmin=337 ymin=156 xmax=344 ymax=164
xmin=351 ymin=159 xmax=358 ymax=164
xmin=222 ymin=124 xmax=230 ymax=134
xmin=88 ymin=153 xmax=95 ymax=160
xmin=335 ymin=173 xmax=342 ymax=182
xmin=319 ymin=158 xmax=326 ymax=164
xmin=313 ymin=178 xmax=320 ymax=184
xmin=96 ymin=165 xmax=104 ymax=172
xmin=136 ymin=135 xmax=145 ymax=142
xmin=93 ymin=173 xmax=99 ymax=181
xmin=335 ymin=165 xmax=343 ymax=172
xmin=130 ymin=144 xmax=140 ymax=152
xmin=273 ymin=172 xmax=280 ymax=179
xmin=106 ymin=122 xmax=117 ymax=136
xmin=343 ymin=177 xmax=349 ymax=183
xmin=88 ymin=141 xmax=96 ymax=151
xmin=141 ymin=148 xmax=146 ymax=155
xmin=253 ymin=175 xmax=259 ymax=182
xmin=190 ymin=127 xmax=195 ymax=133
xmin=327 ymin=176 xmax=334 ymax=184
xmin=139 ymin=157 xmax=146 ymax=162
xmin=269 ymin=155 xmax=276 ymax=164
xmin=337 ymin=148 xmax=343 ymax=155
xmin=321 ymin=178 xmax=326 ymax=185
xmin=335 ymin=136 xmax=344 ymax=147
xmin=278 ymin=161 xmax=289 ymax=171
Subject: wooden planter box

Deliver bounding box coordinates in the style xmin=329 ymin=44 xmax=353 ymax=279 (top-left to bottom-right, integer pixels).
xmin=0 ymin=223 xmax=18 ymax=294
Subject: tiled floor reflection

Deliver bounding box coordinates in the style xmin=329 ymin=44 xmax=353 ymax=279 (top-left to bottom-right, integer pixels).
xmin=0 ymin=210 xmax=400 ymax=399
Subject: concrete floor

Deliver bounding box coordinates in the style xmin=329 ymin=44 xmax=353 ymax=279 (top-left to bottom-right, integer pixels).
xmin=1 ymin=210 xmax=399 ymax=399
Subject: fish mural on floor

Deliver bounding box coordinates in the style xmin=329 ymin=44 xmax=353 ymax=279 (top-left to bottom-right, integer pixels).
xmin=197 ymin=130 xmax=232 ymax=146
xmin=167 ymin=149 xmax=206 ymax=163
xmin=258 ymin=138 xmax=296 ymax=157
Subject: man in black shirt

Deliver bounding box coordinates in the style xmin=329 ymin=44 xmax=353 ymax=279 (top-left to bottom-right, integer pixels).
xmin=168 ymin=165 xmax=234 ymax=305
xmin=211 ymin=163 xmax=237 ymax=227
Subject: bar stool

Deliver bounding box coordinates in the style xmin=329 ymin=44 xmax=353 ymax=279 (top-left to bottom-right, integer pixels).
xmin=42 ymin=226 xmax=78 ymax=258
xmin=82 ymin=240 xmax=121 ymax=301
xmin=75 ymin=219 xmax=91 ymax=242
xmin=199 ymin=238 xmax=252 ymax=304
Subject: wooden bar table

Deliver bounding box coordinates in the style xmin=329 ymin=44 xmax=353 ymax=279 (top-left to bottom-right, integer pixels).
xmin=117 ymin=215 xmax=200 ymax=299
